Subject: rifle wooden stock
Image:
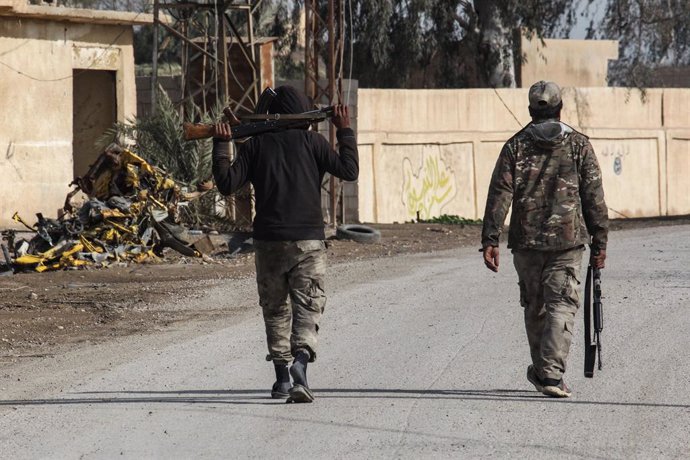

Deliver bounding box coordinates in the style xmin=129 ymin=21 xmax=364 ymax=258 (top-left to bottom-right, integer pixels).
xmin=183 ymin=123 xmax=216 ymax=140
xmin=183 ymin=107 xmax=241 ymax=140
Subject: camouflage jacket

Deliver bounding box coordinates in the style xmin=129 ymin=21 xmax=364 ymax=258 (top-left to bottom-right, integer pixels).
xmin=481 ymin=120 xmax=608 ymax=251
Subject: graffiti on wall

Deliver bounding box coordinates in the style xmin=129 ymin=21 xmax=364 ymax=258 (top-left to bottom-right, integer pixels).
xmin=599 ymin=144 xmax=630 ymax=176
xmin=402 ymin=150 xmax=457 ymax=219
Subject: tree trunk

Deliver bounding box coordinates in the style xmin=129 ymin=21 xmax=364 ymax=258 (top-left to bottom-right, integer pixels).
xmin=475 ymin=0 xmax=516 ymax=88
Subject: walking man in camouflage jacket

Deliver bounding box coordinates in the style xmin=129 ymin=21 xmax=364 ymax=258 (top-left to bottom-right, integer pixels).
xmin=481 ymin=81 xmax=609 ymax=398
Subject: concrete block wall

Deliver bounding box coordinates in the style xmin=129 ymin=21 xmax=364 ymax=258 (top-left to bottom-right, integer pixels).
xmin=356 ymin=88 xmax=690 ymax=223
xmin=135 ymin=75 xmax=183 ymax=118
xmin=519 ymin=36 xmax=618 ymax=87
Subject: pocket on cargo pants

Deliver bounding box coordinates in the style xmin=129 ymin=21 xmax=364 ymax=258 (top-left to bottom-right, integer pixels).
xmin=289 ymin=241 xmax=327 ymax=361
xmin=540 ymin=249 xmax=582 ymax=379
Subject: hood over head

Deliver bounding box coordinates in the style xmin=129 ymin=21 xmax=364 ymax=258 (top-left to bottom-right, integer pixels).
xmin=525 ymin=120 xmax=573 ymax=150
xmin=268 ymin=85 xmax=312 ymax=115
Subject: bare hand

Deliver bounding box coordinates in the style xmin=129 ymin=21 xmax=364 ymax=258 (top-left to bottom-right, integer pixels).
xmin=483 ymin=246 xmax=500 ymax=272
xmin=214 ymin=123 xmax=233 ymax=140
xmin=331 ymin=104 xmax=350 ymax=129
xmin=590 ymin=249 xmax=606 ymax=269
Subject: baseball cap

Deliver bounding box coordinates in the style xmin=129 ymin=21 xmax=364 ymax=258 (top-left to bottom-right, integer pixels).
xmin=528 ymin=81 xmax=562 ymax=110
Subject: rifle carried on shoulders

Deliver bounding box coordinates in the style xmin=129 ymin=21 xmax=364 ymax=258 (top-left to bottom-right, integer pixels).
xmin=584 ymin=249 xmax=604 ymax=378
xmin=183 ymin=87 xmax=334 ymax=141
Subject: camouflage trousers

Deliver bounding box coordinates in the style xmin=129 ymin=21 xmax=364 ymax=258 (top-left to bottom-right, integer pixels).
xmin=254 ymin=239 xmax=327 ymax=365
xmin=512 ymin=246 xmax=584 ymax=381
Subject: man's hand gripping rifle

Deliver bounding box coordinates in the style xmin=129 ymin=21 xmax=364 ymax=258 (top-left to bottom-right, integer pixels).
xmin=584 ymin=247 xmax=604 ymax=378
xmin=183 ymin=88 xmax=335 ymax=141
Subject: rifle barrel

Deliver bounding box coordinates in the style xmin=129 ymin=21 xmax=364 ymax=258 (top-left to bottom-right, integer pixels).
xmin=239 ymin=106 xmax=334 ymax=122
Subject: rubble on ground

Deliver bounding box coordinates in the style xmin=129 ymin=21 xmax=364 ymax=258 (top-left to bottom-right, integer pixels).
xmin=1 ymin=144 xmax=212 ymax=274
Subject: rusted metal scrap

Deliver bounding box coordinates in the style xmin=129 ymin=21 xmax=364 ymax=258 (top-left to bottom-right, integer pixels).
xmin=3 ymin=144 xmax=210 ymax=273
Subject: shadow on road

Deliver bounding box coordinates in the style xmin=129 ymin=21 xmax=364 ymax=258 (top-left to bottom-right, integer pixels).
xmin=0 ymin=389 xmax=277 ymax=406
xmin=1 ymin=387 xmax=689 ymax=409
xmin=312 ymin=388 xmax=690 ymax=409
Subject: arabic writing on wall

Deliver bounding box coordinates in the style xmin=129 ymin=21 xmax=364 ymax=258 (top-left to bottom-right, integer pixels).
xmin=402 ymin=150 xmax=457 ymax=220
xmin=599 ymin=144 xmax=630 ymax=176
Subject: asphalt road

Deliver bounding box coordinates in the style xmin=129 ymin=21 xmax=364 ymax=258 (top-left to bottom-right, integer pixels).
xmin=1 ymin=225 xmax=689 ymax=459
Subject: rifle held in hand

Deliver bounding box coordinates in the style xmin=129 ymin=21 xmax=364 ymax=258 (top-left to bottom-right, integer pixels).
xmin=584 ymin=257 xmax=604 ymax=378
xmin=183 ymin=106 xmax=335 ymax=141
xmin=183 ymin=107 xmax=241 ymax=140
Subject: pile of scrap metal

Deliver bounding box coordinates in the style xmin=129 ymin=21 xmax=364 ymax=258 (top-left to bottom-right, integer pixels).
xmin=0 ymin=144 xmax=212 ymax=274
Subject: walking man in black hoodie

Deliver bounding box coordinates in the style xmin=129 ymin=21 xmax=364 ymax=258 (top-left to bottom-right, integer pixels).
xmin=481 ymin=81 xmax=608 ymax=398
xmin=212 ymin=86 xmax=358 ymax=403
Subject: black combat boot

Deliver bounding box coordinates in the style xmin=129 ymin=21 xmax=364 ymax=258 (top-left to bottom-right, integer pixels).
xmin=286 ymin=349 xmax=314 ymax=403
xmin=271 ymin=363 xmax=292 ymax=399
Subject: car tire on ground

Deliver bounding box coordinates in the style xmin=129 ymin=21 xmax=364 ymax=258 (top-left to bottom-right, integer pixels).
xmin=335 ymin=224 xmax=382 ymax=244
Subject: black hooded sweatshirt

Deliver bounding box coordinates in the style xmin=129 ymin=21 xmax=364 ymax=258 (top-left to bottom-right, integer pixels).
xmin=212 ymin=86 xmax=359 ymax=241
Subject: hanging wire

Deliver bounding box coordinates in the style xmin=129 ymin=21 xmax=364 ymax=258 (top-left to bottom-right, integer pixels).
xmin=223 ymin=12 xmax=247 ymax=95
xmin=227 ymin=54 xmax=247 ymax=94
xmin=492 ymin=87 xmax=523 ymax=127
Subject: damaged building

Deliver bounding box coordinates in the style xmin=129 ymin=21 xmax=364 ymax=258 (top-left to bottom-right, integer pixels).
xmin=0 ymin=0 xmax=149 ymax=229
xmin=0 ymin=1 xmax=215 ymax=272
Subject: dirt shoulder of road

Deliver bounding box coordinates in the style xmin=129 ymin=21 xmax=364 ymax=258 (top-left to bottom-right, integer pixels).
xmin=0 ymin=222 xmax=480 ymax=362
xmin=1 ymin=216 xmax=688 ymax=364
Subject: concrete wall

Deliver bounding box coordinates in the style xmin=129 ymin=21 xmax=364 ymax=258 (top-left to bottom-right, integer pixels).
xmin=356 ymin=88 xmax=690 ymax=223
xmin=519 ymin=36 xmax=619 ymax=87
xmin=0 ymin=14 xmax=139 ymax=228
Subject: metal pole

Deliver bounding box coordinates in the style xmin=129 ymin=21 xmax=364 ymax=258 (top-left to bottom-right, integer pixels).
xmin=222 ymin=2 xmax=236 ymax=220
xmin=151 ymin=0 xmax=159 ymax=114
xmin=304 ymin=0 xmax=313 ymax=100
xmin=338 ymin=0 xmax=345 ymax=101
xmin=180 ymin=18 xmax=187 ymax=119
xmin=219 ymin=2 xmax=230 ymax=107
xmin=328 ymin=0 xmax=338 ymax=227
xmin=201 ymin=13 xmax=208 ymax=114
xmin=246 ymin=0 xmax=259 ymax=105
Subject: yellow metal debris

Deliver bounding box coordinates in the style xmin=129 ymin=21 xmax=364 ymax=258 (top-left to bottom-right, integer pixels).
xmin=8 ymin=144 xmax=205 ymax=273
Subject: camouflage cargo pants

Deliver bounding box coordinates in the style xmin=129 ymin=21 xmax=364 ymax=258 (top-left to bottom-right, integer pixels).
xmin=254 ymin=240 xmax=327 ymax=365
xmin=512 ymin=246 xmax=584 ymax=381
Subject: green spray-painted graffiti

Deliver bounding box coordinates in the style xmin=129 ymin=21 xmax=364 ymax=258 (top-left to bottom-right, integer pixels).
xmin=402 ymin=151 xmax=457 ymax=220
